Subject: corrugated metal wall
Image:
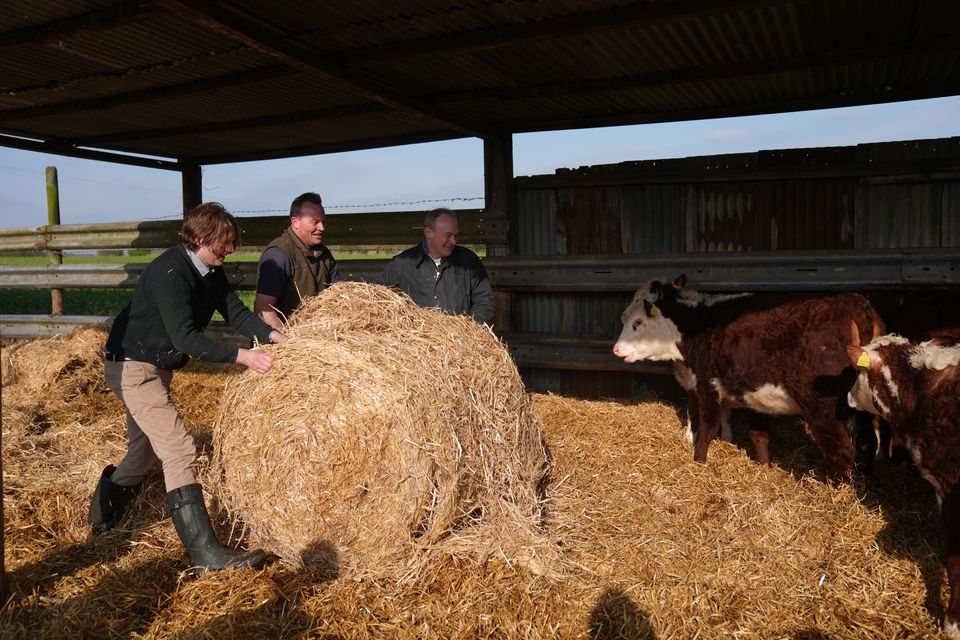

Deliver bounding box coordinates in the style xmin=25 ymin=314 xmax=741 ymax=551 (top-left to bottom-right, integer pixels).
xmin=510 ymin=137 xmax=960 ymax=396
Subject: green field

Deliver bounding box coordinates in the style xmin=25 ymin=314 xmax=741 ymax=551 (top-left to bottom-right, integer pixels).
xmin=0 ymin=250 xmax=394 ymax=316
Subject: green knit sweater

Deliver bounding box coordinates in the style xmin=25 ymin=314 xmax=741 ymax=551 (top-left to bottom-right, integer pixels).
xmin=105 ymin=245 xmax=273 ymax=369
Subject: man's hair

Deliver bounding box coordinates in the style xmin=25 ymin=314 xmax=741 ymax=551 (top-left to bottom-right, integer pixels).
xmin=424 ymin=207 xmax=456 ymax=230
xmin=179 ymin=202 xmax=240 ymax=250
xmin=290 ymin=192 xmax=324 ymax=217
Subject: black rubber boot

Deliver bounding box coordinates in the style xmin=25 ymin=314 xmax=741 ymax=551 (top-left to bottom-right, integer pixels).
xmin=166 ymin=483 xmax=268 ymax=574
xmin=87 ymin=464 xmax=141 ymax=534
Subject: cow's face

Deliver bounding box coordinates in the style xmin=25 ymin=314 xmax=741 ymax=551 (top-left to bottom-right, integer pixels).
xmin=613 ymin=295 xmax=683 ymax=362
xmin=845 ymin=344 xmax=889 ymax=419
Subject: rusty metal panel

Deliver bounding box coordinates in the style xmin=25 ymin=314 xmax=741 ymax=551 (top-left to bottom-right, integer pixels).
xmin=619 ymin=184 xmax=685 ymax=253
xmin=944 ymin=182 xmax=960 ymax=247
xmin=556 ymin=187 xmax=622 ymax=255
xmin=512 ymin=291 xmax=632 ymax=336
xmin=686 ymin=179 xmax=856 ymax=252
xmin=516 ymin=189 xmax=557 ymax=256
xmin=858 ymin=183 xmax=945 ymax=248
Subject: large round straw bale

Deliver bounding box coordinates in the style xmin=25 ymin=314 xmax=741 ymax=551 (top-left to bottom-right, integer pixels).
xmin=210 ymin=282 xmax=549 ymax=574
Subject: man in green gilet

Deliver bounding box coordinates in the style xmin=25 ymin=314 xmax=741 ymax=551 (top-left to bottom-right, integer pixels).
xmin=255 ymin=192 xmax=340 ymax=330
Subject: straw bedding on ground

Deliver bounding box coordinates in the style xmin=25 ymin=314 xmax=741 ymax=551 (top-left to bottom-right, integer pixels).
xmin=0 ymin=306 xmax=950 ymax=638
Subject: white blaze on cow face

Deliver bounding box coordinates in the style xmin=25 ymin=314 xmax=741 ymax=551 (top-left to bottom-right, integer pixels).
xmin=847 ymin=368 xmax=888 ymax=418
xmin=613 ymin=299 xmax=683 ymax=362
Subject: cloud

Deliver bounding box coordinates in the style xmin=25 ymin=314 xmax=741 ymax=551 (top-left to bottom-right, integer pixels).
xmin=707 ymin=128 xmax=750 ymax=141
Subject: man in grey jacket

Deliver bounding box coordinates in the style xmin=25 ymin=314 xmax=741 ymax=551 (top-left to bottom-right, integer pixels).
xmin=377 ymin=208 xmax=494 ymax=325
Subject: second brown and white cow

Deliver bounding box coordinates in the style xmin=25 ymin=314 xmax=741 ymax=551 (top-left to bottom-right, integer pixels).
xmin=845 ymin=333 xmax=960 ymax=640
xmin=613 ymin=276 xmax=883 ymax=481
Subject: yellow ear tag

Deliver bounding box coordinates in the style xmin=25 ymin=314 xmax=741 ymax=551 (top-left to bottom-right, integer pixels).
xmin=856 ymin=352 xmax=871 ymax=368
xmin=673 ymin=282 xmax=682 ymax=289
xmin=649 ymin=304 xmax=659 ymax=317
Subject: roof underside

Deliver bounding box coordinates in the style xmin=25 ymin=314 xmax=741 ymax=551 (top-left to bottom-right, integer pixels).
xmin=2 ymin=0 xmax=959 ymax=167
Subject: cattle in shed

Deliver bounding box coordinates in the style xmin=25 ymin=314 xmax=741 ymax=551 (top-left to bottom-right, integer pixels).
xmin=613 ymin=275 xmax=884 ymax=481
xmin=618 ymin=284 xmax=773 ymax=460
xmin=845 ymin=334 xmax=960 ymax=639
xmin=855 ymin=291 xmax=960 ymax=467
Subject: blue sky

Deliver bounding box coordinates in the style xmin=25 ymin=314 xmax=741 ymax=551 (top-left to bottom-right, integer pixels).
xmin=1 ymin=95 xmax=958 ymax=229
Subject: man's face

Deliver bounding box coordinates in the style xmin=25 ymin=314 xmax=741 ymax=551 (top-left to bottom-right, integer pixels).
xmin=424 ymin=213 xmax=458 ymax=259
xmin=196 ymin=232 xmax=236 ymax=268
xmin=290 ymin=202 xmax=326 ymax=248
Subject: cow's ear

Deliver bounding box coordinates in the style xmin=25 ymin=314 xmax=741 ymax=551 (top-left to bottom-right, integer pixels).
xmin=649 ymin=280 xmax=664 ymax=298
xmin=846 ymin=345 xmax=870 ymax=369
xmin=673 ymin=274 xmax=687 ymax=289
xmin=643 ymin=299 xmax=659 ymax=317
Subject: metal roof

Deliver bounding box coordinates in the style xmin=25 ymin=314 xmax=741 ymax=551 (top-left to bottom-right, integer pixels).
xmin=2 ymin=0 xmax=959 ymax=168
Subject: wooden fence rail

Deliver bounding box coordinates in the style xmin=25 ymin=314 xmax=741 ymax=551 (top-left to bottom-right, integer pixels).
xmin=2 ymin=250 xmax=958 ymax=291
xmin=2 ymin=214 xmax=959 ymax=374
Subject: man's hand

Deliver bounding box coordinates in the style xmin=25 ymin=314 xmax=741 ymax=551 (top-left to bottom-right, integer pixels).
xmin=269 ymin=330 xmax=289 ymax=344
xmin=236 ymin=348 xmax=274 ymax=374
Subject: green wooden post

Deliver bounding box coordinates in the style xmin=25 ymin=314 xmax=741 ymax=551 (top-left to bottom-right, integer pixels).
xmin=46 ymin=166 xmax=64 ymax=315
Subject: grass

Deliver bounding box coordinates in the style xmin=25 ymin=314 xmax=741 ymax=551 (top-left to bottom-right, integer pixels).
xmin=0 ymin=288 xmax=257 ymax=316
xmin=0 ymin=249 xmax=388 ymax=316
xmin=0 ymin=249 xmax=396 ymax=266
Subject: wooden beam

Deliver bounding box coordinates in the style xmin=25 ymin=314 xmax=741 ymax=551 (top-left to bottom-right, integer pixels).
xmin=151 ymin=0 xmax=489 ymax=138
xmin=0 ymin=66 xmax=298 ymax=123
xmin=342 ymin=0 xmax=785 ymax=66
xmin=72 ymin=103 xmax=391 ymax=145
xmin=0 ymin=0 xmax=159 ymax=50
xmin=189 ymin=130 xmax=464 ymax=165
xmin=0 ymin=133 xmax=181 ymax=170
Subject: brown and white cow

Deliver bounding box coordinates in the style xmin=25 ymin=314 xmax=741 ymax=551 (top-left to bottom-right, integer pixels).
xmin=845 ymin=333 xmax=960 ymax=640
xmin=613 ymin=275 xmax=884 ymax=481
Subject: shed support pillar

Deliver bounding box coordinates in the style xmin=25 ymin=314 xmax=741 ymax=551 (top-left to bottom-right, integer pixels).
xmin=483 ymin=132 xmax=515 ymax=330
xmin=181 ymin=163 xmax=202 ymax=216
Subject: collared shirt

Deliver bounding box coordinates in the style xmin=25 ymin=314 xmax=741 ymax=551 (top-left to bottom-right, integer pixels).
xmin=186 ymin=247 xmax=212 ymax=277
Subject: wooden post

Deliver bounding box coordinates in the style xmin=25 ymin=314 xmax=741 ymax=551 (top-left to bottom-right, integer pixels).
xmin=181 ymin=163 xmax=202 ymax=216
xmin=483 ymin=132 xmax=515 ymax=330
xmin=46 ymin=166 xmax=64 ymax=315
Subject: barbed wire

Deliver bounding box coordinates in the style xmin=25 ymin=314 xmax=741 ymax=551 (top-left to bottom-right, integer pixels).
xmin=145 ymin=196 xmax=484 ymax=219
xmin=235 ymin=195 xmax=484 ymax=214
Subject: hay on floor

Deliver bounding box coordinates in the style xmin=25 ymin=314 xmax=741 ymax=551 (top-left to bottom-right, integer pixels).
xmin=208 ymin=282 xmax=550 ymax=575
xmin=0 ymin=326 xmax=950 ymax=638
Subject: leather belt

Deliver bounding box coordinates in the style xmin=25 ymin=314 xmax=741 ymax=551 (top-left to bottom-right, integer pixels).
xmin=103 ymin=352 xmax=133 ymax=362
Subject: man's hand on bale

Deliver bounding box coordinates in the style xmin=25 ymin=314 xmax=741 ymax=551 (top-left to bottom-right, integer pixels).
xmin=269 ymin=330 xmax=289 ymax=344
xmin=237 ymin=348 xmax=275 ymax=374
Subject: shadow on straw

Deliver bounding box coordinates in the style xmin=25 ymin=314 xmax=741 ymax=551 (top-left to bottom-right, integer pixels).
xmin=588 ymin=587 xmax=657 ymax=640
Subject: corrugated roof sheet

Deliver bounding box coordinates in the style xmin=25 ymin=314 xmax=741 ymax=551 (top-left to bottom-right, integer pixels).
xmin=1 ymin=0 xmax=958 ymax=164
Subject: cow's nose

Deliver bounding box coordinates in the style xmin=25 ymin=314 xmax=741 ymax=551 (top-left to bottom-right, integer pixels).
xmin=612 ymin=344 xmax=622 ymax=356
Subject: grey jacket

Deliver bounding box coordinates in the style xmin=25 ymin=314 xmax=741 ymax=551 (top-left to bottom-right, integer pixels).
xmin=377 ymin=241 xmax=495 ymax=325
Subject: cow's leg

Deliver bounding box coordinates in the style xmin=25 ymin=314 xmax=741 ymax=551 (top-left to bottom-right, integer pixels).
xmin=684 ymin=390 xmax=699 ymax=444
xmin=746 ymin=411 xmax=772 ymax=465
xmin=805 ymin=400 xmax=857 ymax=482
xmin=851 ymin=411 xmax=878 ymax=476
xmin=943 ymin=485 xmax=960 ymax=640
xmin=719 ymin=407 xmax=733 ymax=443
xmin=693 ymin=395 xmax=723 ymax=464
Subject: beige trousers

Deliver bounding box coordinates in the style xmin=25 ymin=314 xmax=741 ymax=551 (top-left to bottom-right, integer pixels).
xmin=104 ymin=360 xmax=197 ymax=492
